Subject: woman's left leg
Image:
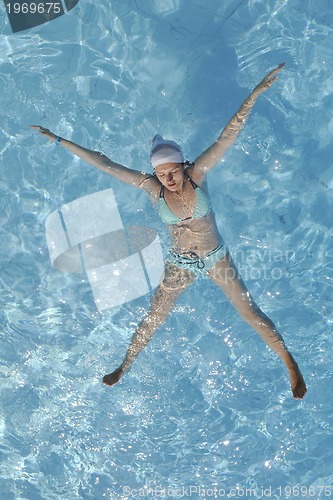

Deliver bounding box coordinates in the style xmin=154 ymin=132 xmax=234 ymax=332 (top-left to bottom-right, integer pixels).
xmin=208 ymin=252 xmax=307 ymax=399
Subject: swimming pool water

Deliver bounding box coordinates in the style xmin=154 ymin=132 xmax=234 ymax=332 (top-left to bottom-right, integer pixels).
xmin=1 ymin=0 xmax=333 ymax=498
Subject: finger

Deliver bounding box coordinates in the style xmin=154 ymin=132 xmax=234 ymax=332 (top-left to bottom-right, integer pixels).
xmin=273 ymin=62 xmax=285 ymax=74
xmin=259 ymin=76 xmax=277 ymax=91
xmin=268 ymin=75 xmax=279 ymax=85
xmin=266 ymin=63 xmax=285 ymax=80
xmin=31 ymin=125 xmax=48 ymax=134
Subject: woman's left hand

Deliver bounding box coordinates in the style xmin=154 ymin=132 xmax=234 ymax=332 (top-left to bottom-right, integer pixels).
xmin=254 ymin=63 xmax=285 ymax=94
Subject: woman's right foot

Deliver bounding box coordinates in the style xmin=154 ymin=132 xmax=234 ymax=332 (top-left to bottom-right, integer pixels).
xmin=103 ymin=367 xmax=124 ymax=386
xmin=289 ymin=363 xmax=307 ymax=399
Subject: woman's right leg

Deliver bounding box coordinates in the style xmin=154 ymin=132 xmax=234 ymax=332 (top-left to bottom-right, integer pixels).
xmin=103 ymin=262 xmax=196 ymax=386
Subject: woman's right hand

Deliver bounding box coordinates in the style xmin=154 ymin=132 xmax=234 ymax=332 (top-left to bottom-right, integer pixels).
xmin=253 ymin=63 xmax=285 ymax=95
xmin=30 ymin=125 xmax=57 ymax=142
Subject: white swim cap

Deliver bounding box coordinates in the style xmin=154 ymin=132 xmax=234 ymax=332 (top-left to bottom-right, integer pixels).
xmin=150 ymin=134 xmax=184 ymax=168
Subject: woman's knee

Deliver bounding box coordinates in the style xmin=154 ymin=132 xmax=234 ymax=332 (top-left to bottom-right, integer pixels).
xmin=148 ymin=274 xmax=194 ymax=325
xmin=238 ymin=303 xmax=273 ymax=329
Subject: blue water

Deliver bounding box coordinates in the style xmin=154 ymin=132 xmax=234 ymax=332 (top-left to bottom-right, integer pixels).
xmin=1 ymin=0 xmax=333 ymax=498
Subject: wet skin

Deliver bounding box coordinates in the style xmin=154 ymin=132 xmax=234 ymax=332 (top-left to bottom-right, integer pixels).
xmin=103 ymin=165 xmax=307 ymax=400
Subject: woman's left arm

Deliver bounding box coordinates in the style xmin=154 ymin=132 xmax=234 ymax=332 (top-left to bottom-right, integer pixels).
xmin=192 ymin=63 xmax=285 ymax=182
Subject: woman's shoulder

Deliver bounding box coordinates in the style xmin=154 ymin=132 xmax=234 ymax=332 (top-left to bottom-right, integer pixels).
xmin=139 ymin=173 xmax=161 ymax=196
xmin=185 ymin=162 xmax=206 ymax=187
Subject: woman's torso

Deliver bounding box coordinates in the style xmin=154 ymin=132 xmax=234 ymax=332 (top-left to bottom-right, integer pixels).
xmin=149 ymin=170 xmax=222 ymax=256
xmin=168 ymin=212 xmax=221 ymax=256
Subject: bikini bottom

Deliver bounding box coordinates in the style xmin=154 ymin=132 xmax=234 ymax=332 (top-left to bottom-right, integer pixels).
xmin=166 ymin=241 xmax=227 ymax=277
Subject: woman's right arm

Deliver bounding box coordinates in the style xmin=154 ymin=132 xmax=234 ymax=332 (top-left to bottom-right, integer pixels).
xmin=31 ymin=126 xmax=159 ymax=193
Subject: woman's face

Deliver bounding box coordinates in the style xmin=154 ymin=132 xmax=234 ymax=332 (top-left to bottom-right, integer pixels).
xmin=154 ymin=163 xmax=185 ymax=191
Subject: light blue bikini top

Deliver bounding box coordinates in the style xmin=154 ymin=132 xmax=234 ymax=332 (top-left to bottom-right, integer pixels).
xmin=158 ymin=175 xmax=212 ymax=225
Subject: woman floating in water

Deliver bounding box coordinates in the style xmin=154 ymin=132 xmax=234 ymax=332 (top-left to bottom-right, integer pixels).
xmin=32 ymin=63 xmax=306 ymax=399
